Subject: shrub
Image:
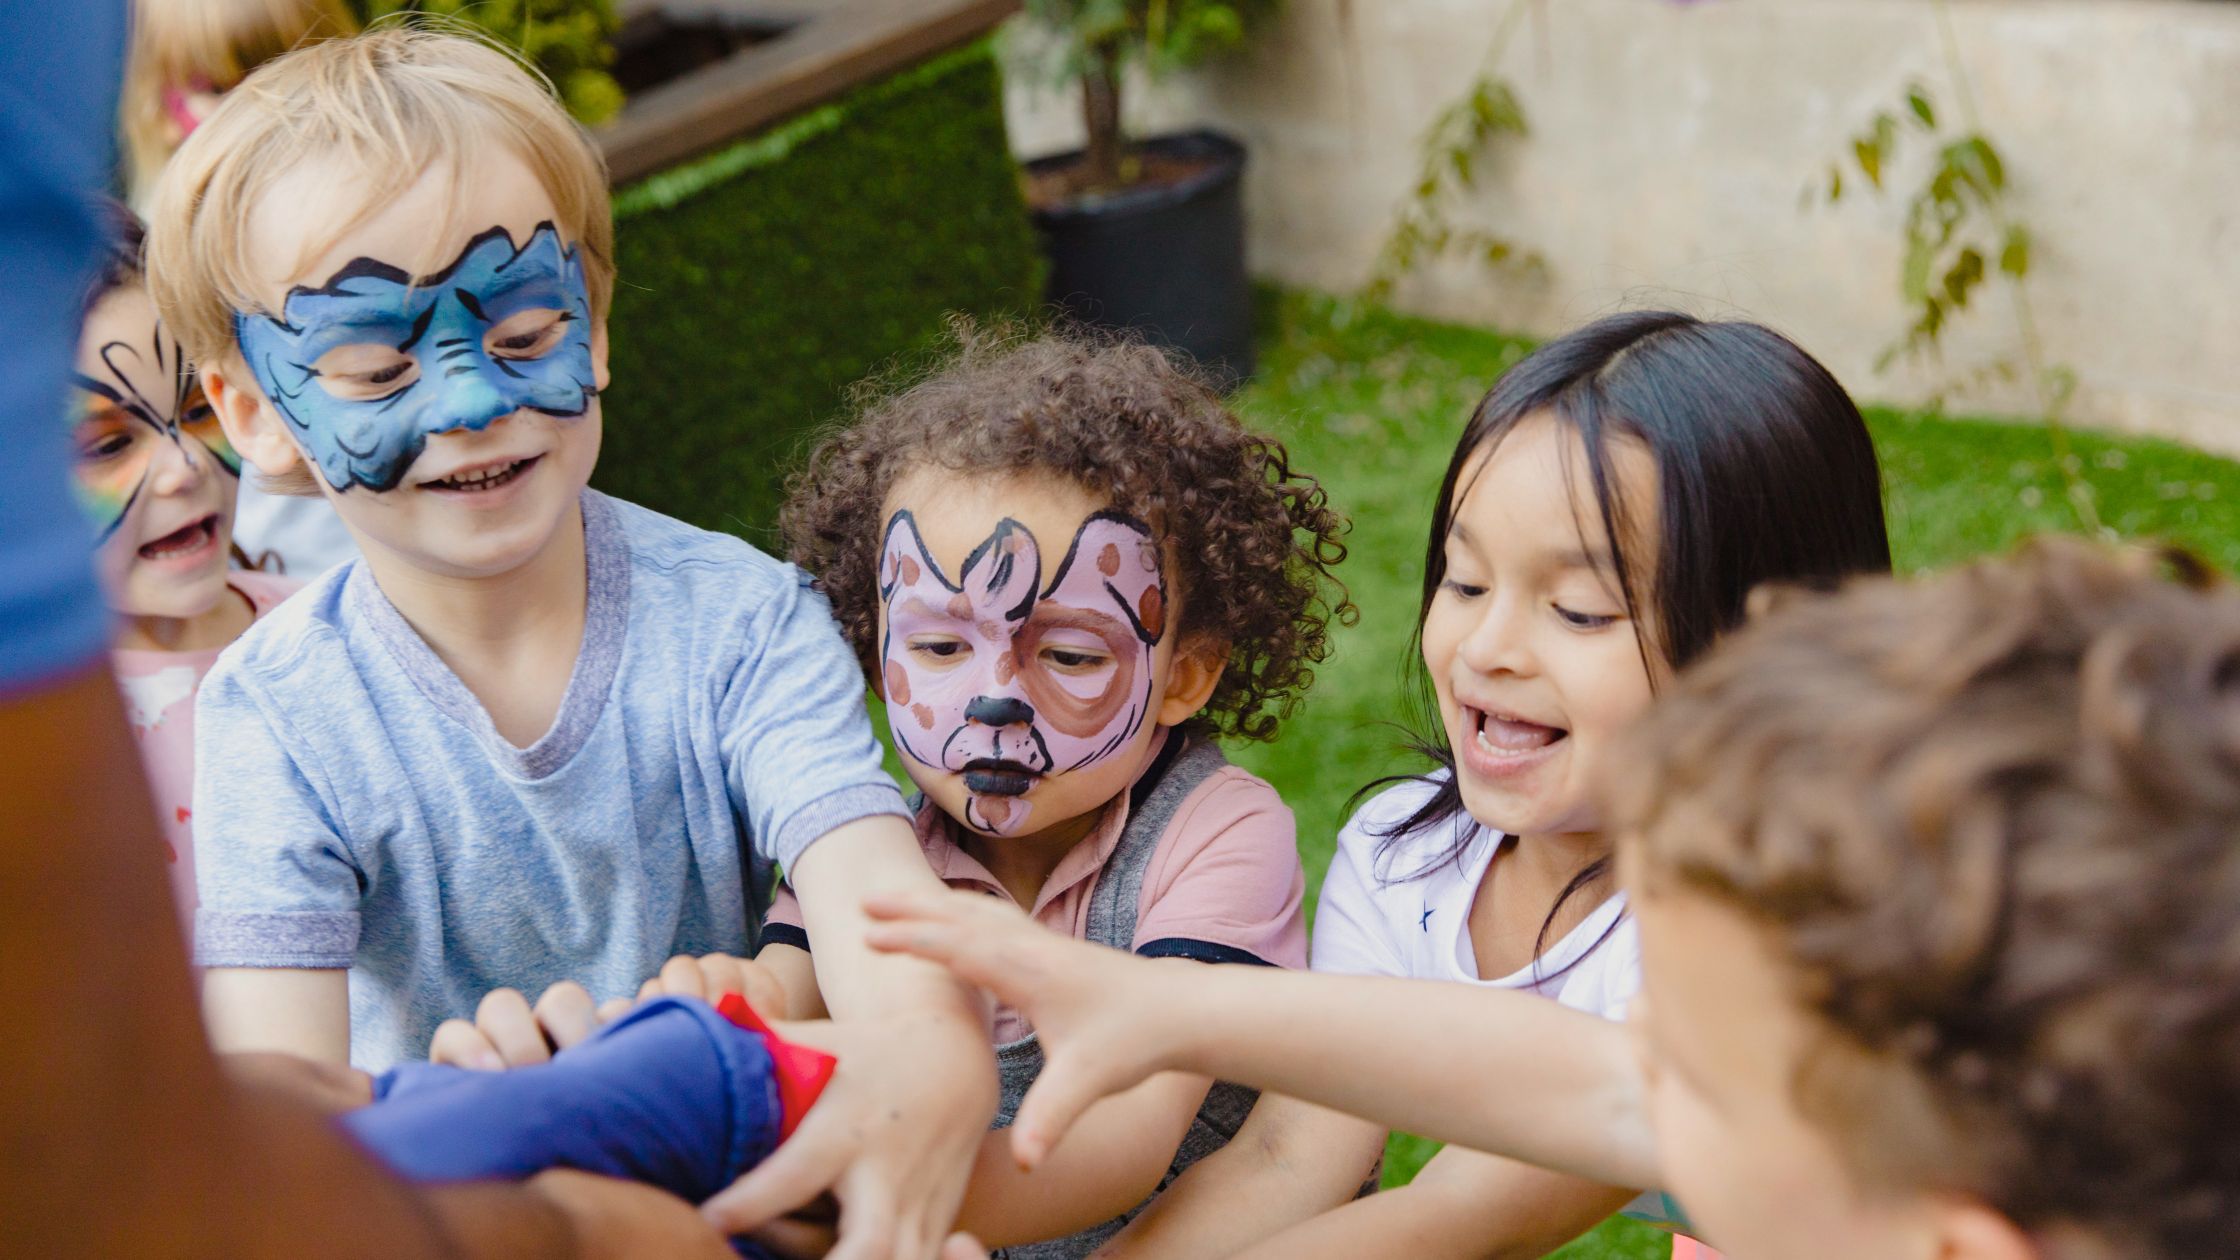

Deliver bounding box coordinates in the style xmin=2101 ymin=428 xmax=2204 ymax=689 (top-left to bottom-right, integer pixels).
xmin=596 ymin=42 xmax=1044 ymax=543
xmin=350 ymin=0 xmax=624 ymax=122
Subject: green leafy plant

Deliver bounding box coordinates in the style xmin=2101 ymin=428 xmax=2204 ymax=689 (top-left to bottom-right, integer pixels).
xmin=353 ymin=0 xmax=624 ymax=124
xmin=1019 ymin=0 xmax=1280 ymax=189
xmin=1816 ymin=84 xmax=2031 ymax=377
xmin=1813 ymin=0 xmax=2097 ymax=530
xmin=1361 ymin=0 xmax=1540 ymax=307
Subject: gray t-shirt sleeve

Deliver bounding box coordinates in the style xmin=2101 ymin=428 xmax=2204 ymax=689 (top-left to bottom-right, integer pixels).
xmin=720 ymin=569 xmax=909 ymax=872
xmin=192 ymin=658 xmax=364 ymax=969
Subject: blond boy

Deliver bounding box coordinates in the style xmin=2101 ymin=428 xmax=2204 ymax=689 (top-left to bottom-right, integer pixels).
xmin=147 ymin=28 xmax=991 ymax=1254
xmin=866 ymin=539 xmax=2240 ymax=1260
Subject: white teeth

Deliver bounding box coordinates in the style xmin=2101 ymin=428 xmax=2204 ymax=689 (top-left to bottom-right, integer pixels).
xmin=437 ymin=460 xmax=523 ymax=489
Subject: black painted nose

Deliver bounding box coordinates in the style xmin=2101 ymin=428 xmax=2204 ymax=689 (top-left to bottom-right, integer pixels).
xmin=965 ymin=696 xmax=1035 ymax=727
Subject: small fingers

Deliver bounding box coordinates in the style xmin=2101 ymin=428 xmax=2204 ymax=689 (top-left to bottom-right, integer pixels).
xmin=1008 ymin=1054 xmax=1111 ymax=1170
xmin=702 ymin=1115 xmax=850 ymax=1234
xmin=429 ymin=1017 xmax=505 ymax=1070
xmin=659 ymin=953 xmax=710 ymax=1002
xmin=818 ymin=1178 xmax=901 ymax=1260
xmin=595 ymin=996 xmax=635 ymax=1024
xmin=533 ymin=980 xmax=599 ymax=1051
xmin=475 ymin=987 xmax=552 ymax=1067
xmin=942 ymin=1234 xmax=992 ymax=1260
xmin=746 ymin=1214 xmax=839 ymax=1259
xmin=722 ymin=958 xmax=790 ymax=1017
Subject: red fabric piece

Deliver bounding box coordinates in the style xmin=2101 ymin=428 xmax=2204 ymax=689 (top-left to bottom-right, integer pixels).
xmin=715 ymin=992 xmax=835 ymax=1141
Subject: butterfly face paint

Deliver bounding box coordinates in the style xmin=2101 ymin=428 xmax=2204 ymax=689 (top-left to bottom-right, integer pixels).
xmin=233 ymin=221 xmax=597 ymax=493
xmin=880 ymin=509 xmax=1168 ymax=837
xmin=69 ymin=312 xmax=239 ymax=542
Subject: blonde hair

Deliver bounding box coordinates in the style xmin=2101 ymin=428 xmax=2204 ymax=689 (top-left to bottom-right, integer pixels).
xmin=122 ymin=0 xmax=358 ymax=206
xmin=145 ymin=25 xmax=617 ymax=495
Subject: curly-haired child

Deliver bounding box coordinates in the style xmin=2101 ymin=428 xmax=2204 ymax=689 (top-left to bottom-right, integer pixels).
xmin=758 ymin=329 xmax=1351 ymax=1256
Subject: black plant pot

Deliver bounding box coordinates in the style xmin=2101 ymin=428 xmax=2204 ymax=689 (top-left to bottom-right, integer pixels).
xmin=1027 ymin=129 xmax=1255 ymax=389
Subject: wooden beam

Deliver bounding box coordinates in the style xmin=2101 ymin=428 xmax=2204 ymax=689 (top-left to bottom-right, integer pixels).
xmin=600 ymin=0 xmax=1021 ymax=185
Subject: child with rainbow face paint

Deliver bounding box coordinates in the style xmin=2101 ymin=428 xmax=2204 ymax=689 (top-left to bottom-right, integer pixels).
xmin=438 ymin=331 xmax=1352 ymax=1256
xmin=69 ymin=200 xmax=300 ymax=930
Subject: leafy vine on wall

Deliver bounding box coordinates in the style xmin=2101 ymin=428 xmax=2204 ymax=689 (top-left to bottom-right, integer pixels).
xmin=1360 ymin=0 xmax=1541 ymax=306
xmin=1812 ymin=0 xmax=2096 ymax=529
xmin=1365 ymin=0 xmax=2099 ymax=531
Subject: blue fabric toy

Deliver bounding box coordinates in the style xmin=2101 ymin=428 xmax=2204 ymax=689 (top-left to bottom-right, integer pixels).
xmin=344 ymin=994 xmax=833 ymax=1258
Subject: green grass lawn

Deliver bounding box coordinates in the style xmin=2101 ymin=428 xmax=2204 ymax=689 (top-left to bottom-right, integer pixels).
xmin=1214 ymin=289 xmax=2240 ymax=1259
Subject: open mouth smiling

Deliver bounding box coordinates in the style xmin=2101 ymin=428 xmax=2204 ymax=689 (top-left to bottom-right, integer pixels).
xmin=422 ymin=454 xmax=540 ymax=493
xmin=139 ymin=513 xmax=221 ymax=561
xmin=1466 ymin=706 xmax=1569 ymax=756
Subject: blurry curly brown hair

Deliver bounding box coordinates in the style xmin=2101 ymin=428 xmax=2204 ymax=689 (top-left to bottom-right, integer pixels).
xmin=1614 ymin=537 xmax=2240 ymax=1259
xmin=782 ymin=324 xmax=1354 ymax=743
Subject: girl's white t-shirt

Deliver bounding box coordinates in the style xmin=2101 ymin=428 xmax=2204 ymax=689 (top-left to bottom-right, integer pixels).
xmin=1311 ymin=774 xmax=1693 ymax=1234
xmin=1310 ymin=774 xmax=1638 ymax=1018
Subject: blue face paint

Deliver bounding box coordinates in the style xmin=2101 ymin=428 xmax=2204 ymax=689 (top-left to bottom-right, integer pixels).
xmin=233 ymin=221 xmax=597 ymax=493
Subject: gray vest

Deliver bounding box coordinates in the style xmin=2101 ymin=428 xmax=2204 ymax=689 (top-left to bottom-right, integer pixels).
xmin=992 ymin=734 xmax=1262 ymax=1259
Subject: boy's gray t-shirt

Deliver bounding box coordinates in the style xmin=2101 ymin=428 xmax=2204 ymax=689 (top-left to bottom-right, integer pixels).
xmin=192 ymin=490 xmax=908 ymax=1070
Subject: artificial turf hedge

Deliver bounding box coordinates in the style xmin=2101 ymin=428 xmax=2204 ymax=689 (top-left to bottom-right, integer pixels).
xmin=595 ymin=42 xmax=1044 ymax=544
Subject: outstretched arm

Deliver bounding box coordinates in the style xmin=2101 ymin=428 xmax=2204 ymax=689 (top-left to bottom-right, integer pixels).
xmin=707 ymin=816 xmax=996 ymax=1260
xmin=1224 ymin=1144 xmax=1636 ymax=1260
xmin=958 ymin=1070 xmax=1211 ymax=1248
xmin=1091 ymin=1094 xmax=1386 ymax=1260
xmin=865 ymin=889 xmax=1661 ymax=1191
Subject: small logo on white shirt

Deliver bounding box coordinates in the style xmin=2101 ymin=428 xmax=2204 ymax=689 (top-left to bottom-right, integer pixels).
xmin=1420 ymin=905 xmax=1435 ymax=932
xmin=120 ymin=666 xmax=198 ymax=733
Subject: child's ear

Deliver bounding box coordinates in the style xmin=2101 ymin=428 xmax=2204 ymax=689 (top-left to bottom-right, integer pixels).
xmin=1155 ymin=639 xmax=1228 ymax=726
xmin=590 ymin=318 xmax=611 ymax=393
xmin=201 ymin=359 xmax=306 ymax=481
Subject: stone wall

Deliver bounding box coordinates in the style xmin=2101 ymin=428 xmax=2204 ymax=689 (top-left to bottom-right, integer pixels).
xmin=1004 ymin=0 xmax=2240 ymax=453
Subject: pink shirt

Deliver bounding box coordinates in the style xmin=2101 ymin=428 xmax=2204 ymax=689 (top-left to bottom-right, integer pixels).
xmin=768 ymin=730 xmax=1308 ymax=1043
xmin=111 ymin=570 xmax=300 ymax=933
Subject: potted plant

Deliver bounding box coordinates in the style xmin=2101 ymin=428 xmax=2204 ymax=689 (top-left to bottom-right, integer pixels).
xmin=1019 ymin=0 xmax=1277 ymax=387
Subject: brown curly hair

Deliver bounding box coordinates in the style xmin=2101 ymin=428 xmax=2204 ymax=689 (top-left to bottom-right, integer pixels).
xmin=782 ymin=326 xmax=1353 ymax=743
xmin=1614 ymin=537 xmax=2240 ymax=1258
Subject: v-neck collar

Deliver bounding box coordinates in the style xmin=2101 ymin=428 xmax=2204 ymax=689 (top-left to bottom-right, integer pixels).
xmin=1450 ymin=827 xmax=1628 ymax=989
xmin=347 ymin=491 xmax=629 ymax=780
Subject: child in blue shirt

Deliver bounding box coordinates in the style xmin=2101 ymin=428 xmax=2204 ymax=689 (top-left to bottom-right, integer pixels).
xmin=145 ymin=26 xmax=994 ymax=1252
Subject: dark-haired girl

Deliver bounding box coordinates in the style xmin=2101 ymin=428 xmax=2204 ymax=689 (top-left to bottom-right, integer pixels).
xmin=1071 ymin=310 xmax=1889 ymax=1260
xmin=69 ymin=201 xmax=299 ymax=934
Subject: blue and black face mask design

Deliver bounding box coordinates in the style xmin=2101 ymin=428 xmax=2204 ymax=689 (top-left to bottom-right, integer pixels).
xmin=233 ymin=221 xmax=597 ymax=493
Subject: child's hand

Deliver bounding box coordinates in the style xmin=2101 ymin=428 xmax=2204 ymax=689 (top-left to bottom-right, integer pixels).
xmin=626 ymin=952 xmax=791 ymax=1022
xmin=430 ymin=981 xmax=604 ymax=1069
xmin=863 ymin=890 xmax=1191 ymax=1169
xmin=430 ymin=956 xmax=792 ymax=1070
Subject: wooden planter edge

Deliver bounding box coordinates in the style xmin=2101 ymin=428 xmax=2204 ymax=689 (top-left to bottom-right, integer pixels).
xmin=600 ymin=0 xmax=1022 ymax=185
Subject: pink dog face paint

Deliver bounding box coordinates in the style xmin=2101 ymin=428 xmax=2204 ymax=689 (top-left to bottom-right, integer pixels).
xmin=880 ymin=509 xmax=1167 ymax=836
